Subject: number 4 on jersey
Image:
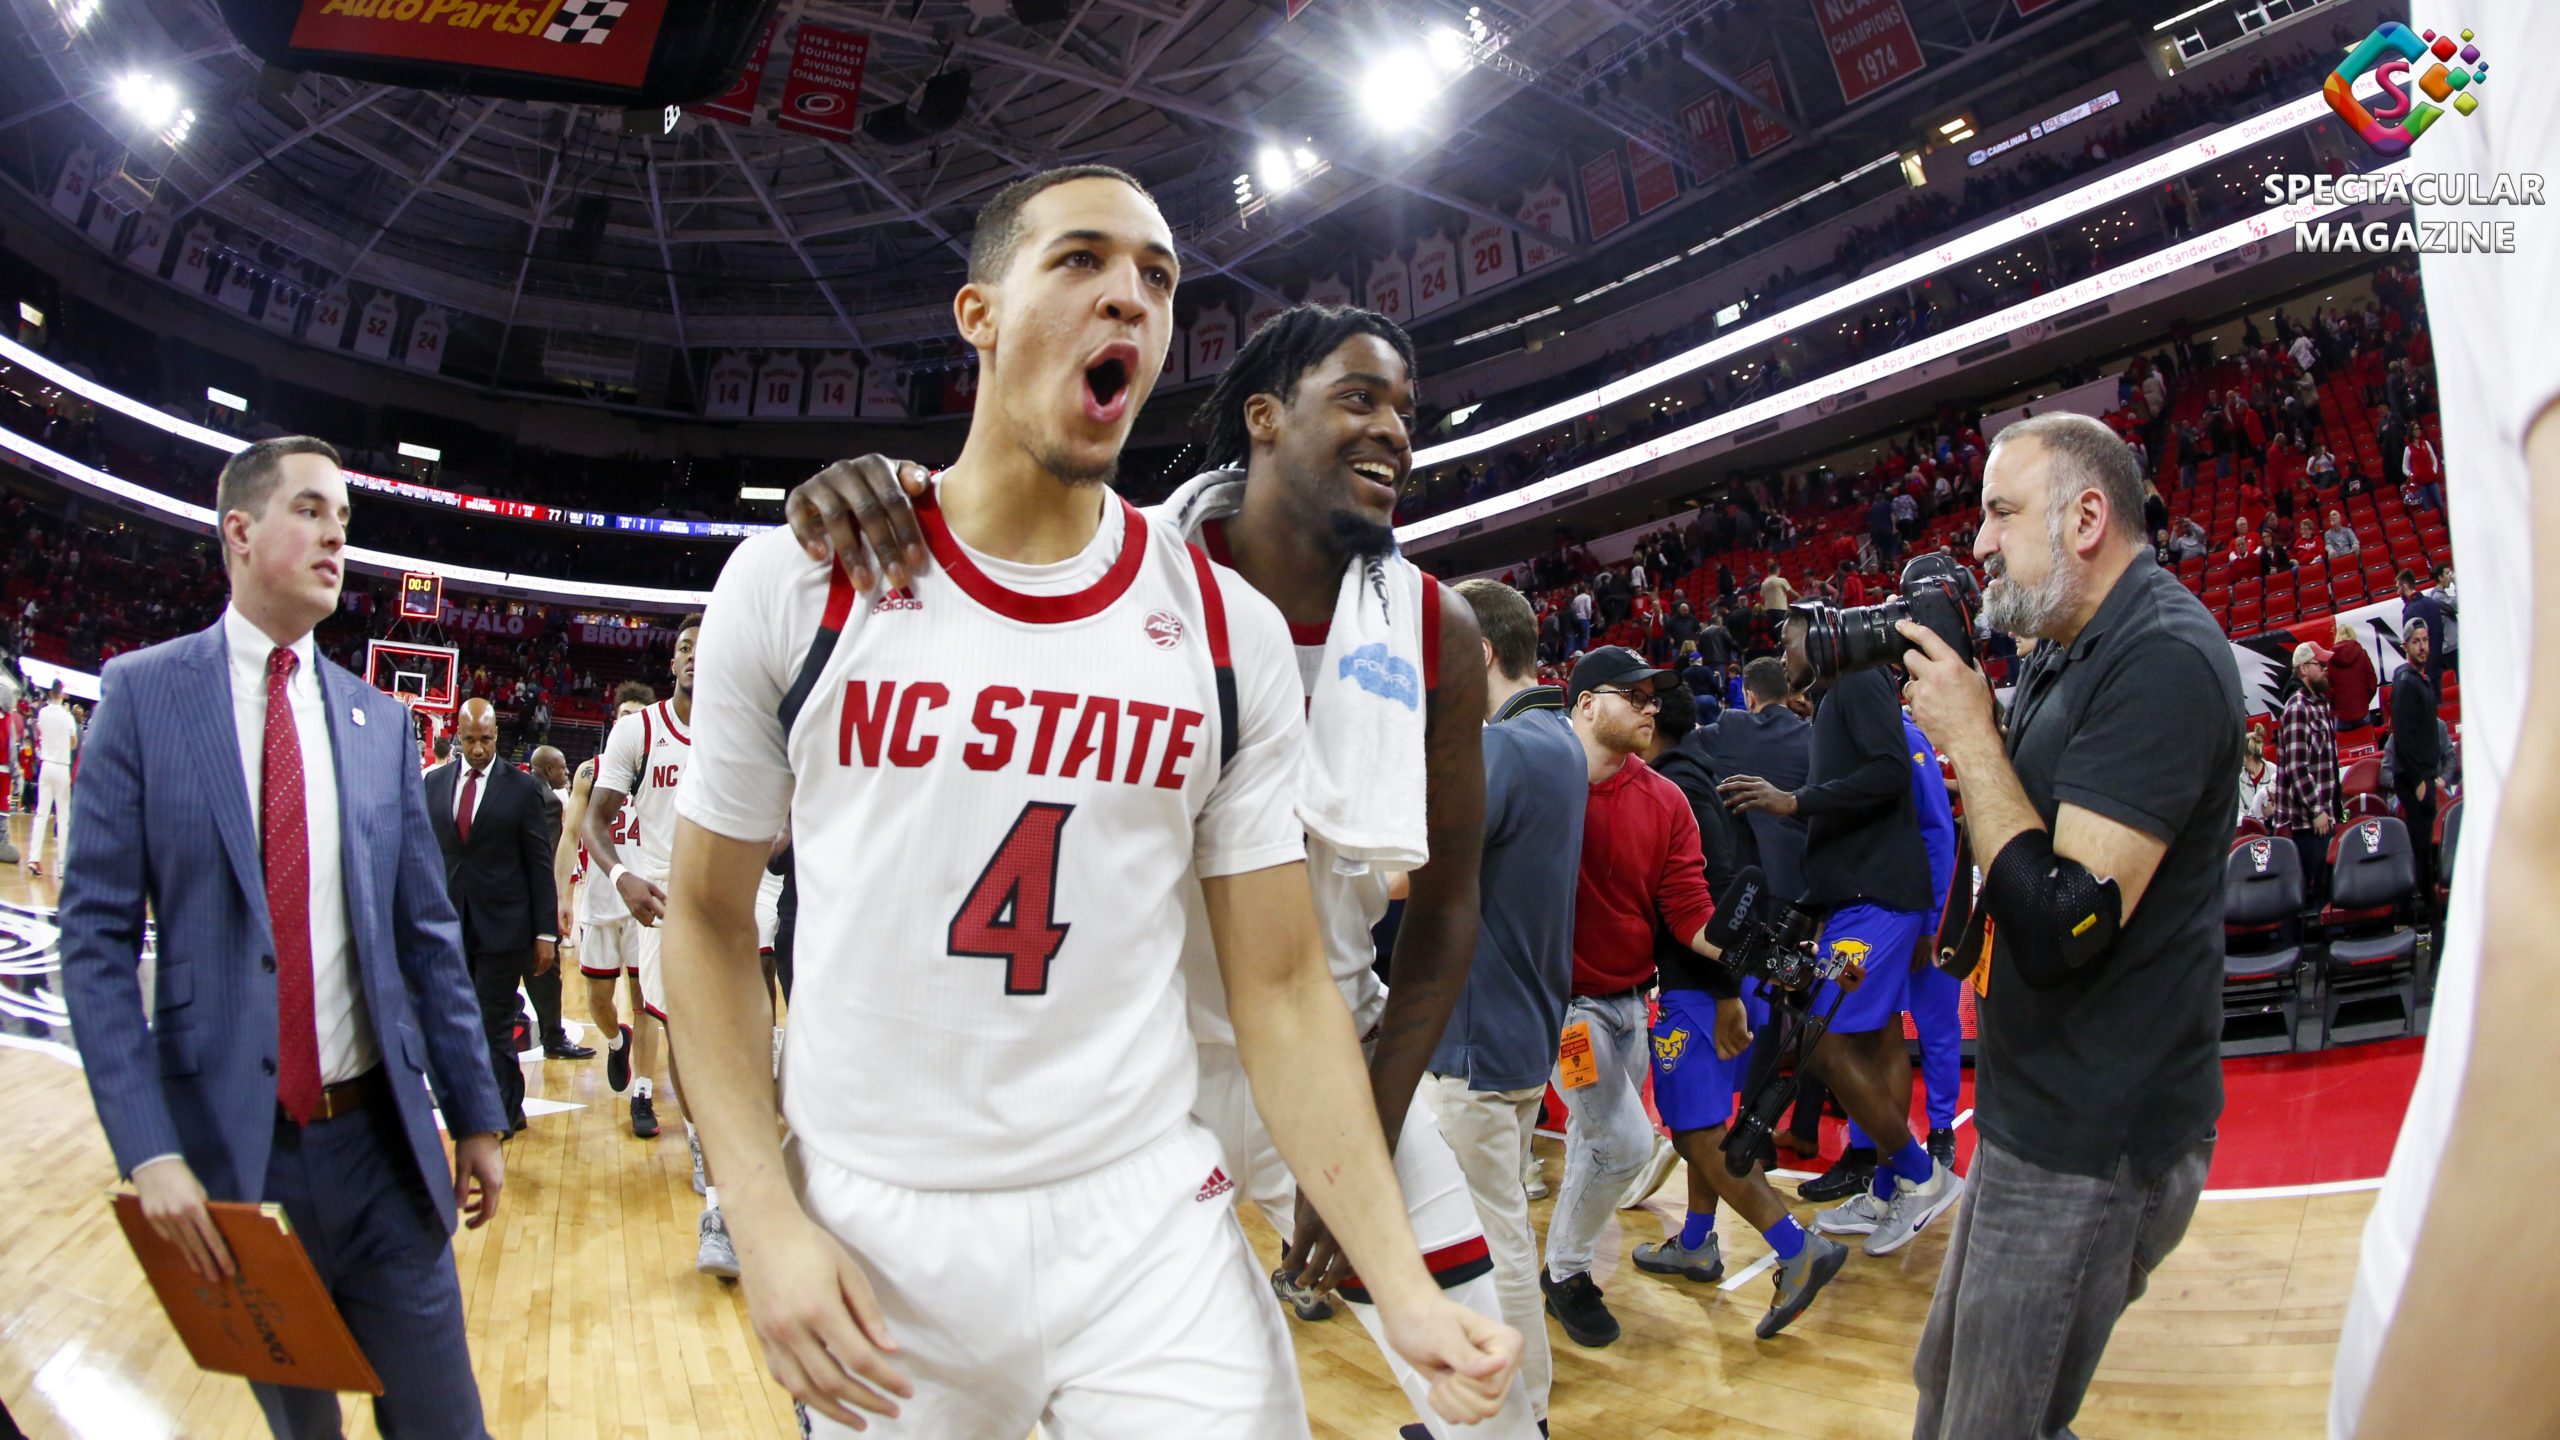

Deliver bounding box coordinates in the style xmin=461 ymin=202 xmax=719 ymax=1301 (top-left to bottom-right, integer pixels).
xmin=948 ymin=802 xmax=1075 ymax=995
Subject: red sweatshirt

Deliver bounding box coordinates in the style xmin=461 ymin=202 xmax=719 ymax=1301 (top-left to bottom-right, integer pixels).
xmin=1572 ymin=755 xmax=1717 ymax=995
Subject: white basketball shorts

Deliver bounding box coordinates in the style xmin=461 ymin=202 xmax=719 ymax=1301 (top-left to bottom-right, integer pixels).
xmin=790 ymin=1119 xmax=1306 ymax=1440
xmin=576 ymin=916 xmax=634 ymax=981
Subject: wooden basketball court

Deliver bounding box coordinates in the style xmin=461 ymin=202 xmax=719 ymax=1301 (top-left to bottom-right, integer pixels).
xmin=0 ymin=843 xmax=2367 ymax=1439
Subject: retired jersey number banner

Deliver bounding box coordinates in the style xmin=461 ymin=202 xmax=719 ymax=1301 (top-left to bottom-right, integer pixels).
xmin=287 ymin=0 xmax=670 ymax=88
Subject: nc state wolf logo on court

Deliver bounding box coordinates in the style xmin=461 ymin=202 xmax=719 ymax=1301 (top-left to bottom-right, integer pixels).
xmin=1144 ymin=610 xmax=1185 ymax=649
xmin=1196 ymin=1166 xmax=1234 ymax=1202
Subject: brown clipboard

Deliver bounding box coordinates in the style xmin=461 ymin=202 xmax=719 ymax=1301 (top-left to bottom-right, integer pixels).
xmin=109 ymin=1192 xmax=384 ymax=1395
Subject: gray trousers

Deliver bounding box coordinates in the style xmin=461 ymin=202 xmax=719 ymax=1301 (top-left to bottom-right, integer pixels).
xmin=1912 ymin=1133 xmax=2214 ymax=1440
xmin=1542 ymin=991 xmax=1653 ymax=1282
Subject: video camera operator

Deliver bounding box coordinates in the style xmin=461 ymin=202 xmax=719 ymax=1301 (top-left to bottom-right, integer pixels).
xmin=1718 ymin=608 xmax=1964 ymax=1257
xmin=1896 ymin=412 xmax=2242 ymax=1440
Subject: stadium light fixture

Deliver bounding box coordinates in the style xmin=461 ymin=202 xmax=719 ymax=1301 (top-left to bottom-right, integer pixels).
xmin=397 ymin=441 xmax=442 ymax=462
xmin=205 ymin=386 xmax=246 ymax=410
xmin=114 ymin=73 xmax=181 ymax=131
xmin=1363 ymin=53 xmax=1440 ymax=130
xmin=1426 ymin=26 xmax=1472 ymax=75
xmin=1257 ymin=145 xmax=1295 ymax=190
xmin=739 ymin=486 xmax=786 ymax=501
xmin=18 ymin=302 xmax=43 ymax=328
xmin=54 ymin=0 xmax=100 ymax=32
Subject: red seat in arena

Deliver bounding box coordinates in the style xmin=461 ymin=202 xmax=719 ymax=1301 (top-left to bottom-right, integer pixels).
xmin=2342 ymin=757 xmax=2383 ymax=797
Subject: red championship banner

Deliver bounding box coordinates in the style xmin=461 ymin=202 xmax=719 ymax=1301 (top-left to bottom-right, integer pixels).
xmin=1809 ymin=0 xmax=1927 ymax=105
xmin=696 ymin=15 xmax=774 ymax=125
xmin=1629 ymin=141 xmax=1680 ymax=214
xmin=1676 ymin=92 xmax=1740 ymax=180
xmin=1580 ymin=150 xmax=1630 ymax=238
xmin=776 ymin=24 xmax=869 ymax=140
xmin=1737 ymin=60 xmax=1795 ymax=156
xmin=287 ymin=0 xmax=669 ymax=89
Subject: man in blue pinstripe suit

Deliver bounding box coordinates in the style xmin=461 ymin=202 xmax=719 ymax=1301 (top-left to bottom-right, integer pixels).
xmin=58 ymin=436 xmax=508 ymax=1439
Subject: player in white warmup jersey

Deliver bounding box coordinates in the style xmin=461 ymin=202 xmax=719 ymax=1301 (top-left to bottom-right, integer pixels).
xmin=787 ymin=306 xmax=1541 ymax=1437
xmin=584 ymin=632 xmax=739 ymax=1277
xmin=555 ymin=684 xmax=658 ymax=1098
xmin=659 ymin=167 xmax=1519 ymax=1439
xmin=26 ymin=682 xmax=78 ymax=877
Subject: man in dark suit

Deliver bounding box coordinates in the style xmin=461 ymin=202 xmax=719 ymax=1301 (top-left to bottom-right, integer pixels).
xmin=426 ymin=697 xmax=564 ymax=1133
xmin=59 ymin=436 xmax=506 ymax=1439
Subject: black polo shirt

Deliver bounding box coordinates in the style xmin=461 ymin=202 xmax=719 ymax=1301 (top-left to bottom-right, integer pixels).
xmin=1979 ymin=552 xmax=2243 ymax=1180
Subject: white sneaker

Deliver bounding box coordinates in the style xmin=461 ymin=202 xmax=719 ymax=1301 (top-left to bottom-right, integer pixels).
xmin=1813 ymin=1189 xmax=1890 ymax=1237
xmin=1618 ymin=1135 xmax=1680 ymax=1210
xmin=1864 ymin=1159 xmax=1966 ymax=1257
xmin=1524 ymin=1152 xmax=1550 ymax=1202
xmin=695 ymin=1208 xmax=738 ymax=1279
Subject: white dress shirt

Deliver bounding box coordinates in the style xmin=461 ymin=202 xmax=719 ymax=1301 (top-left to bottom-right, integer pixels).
xmin=223 ymin=605 xmax=379 ymax=1083
xmin=36 ymin=702 xmax=77 ymax=764
xmin=451 ymin=759 xmax=494 ymax=830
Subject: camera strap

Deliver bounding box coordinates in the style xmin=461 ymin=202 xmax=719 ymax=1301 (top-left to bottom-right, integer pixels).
xmin=1935 ymin=819 xmax=1993 ymax=980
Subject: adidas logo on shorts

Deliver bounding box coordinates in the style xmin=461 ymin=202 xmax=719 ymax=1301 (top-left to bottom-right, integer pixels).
xmin=1196 ymin=1166 xmax=1235 ymax=1202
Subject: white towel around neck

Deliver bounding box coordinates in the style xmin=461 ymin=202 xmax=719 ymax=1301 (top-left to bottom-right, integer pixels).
xmin=1156 ymin=469 xmax=1431 ymax=872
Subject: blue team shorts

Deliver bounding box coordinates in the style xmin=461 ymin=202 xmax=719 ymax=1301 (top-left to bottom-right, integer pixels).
xmin=1650 ymin=988 xmax=1748 ymax=1134
xmin=1809 ymin=901 xmax=1929 ymax=1035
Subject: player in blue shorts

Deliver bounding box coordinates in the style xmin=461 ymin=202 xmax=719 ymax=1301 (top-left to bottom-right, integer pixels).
xmin=1817 ymin=715 xmax=1968 ymax=1242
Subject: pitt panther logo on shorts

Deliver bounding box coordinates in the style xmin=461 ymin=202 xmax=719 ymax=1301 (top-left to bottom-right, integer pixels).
xmin=1830 ymin=938 xmax=1873 ymax=965
xmin=1653 ymin=1028 xmax=1690 ymax=1066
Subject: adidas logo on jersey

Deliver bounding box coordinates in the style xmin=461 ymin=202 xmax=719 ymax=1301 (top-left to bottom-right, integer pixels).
xmin=1196 ymin=1166 xmax=1234 ymax=1202
xmin=874 ymin=588 xmax=922 ymax=613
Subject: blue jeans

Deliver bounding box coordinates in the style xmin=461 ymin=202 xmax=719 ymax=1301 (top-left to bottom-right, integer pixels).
xmin=1544 ymin=992 xmax=1652 ymax=1281
xmin=1911 ymin=1135 xmax=2213 ymax=1440
xmin=253 ymin=1092 xmax=489 ymax=1440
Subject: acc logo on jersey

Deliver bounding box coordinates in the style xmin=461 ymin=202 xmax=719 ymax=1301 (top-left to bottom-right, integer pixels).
xmin=1652 ymin=1028 xmax=1690 ymax=1065
xmin=1144 ymin=609 xmax=1185 ymax=649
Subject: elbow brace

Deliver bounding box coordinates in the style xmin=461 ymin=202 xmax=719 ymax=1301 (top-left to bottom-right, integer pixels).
xmin=1982 ymin=829 xmax=2123 ymax=990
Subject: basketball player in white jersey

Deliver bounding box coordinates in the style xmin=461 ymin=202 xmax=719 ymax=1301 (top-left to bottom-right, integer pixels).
xmin=786 ymin=308 xmax=1541 ymax=1437
xmin=555 ymin=683 xmax=657 ymax=1099
xmin=660 ymin=167 xmax=1518 ymax=1438
xmin=26 ymin=682 xmax=77 ymax=877
xmin=584 ymin=628 xmax=738 ymax=1277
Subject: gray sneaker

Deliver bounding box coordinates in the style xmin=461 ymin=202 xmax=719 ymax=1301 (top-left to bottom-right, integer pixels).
xmin=1617 ymin=1135 xmax=1680 ymax=1210
xmin=696 ymin=1208 xmax=739 ymax=1279
xmin=1633 ymin=1230 xmax=1725 ymax=1283
xmin=1756 ymin=1233 xmax=1848 ymax=1339
xmin=1524 ymin=1154 xmax=1550 ymax=1202
xmin=1864 ymin=1159 xmax=1966 ymax=1257
xmin=690 ymin=1130 xmax=707 ymax=1196
xmin=1813 ymin=1189 xmax=1889 ymax=1237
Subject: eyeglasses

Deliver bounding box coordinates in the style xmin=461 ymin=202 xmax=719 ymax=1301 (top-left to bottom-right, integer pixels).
xmin=1590 ymin=687 xmax=1663 ymax=711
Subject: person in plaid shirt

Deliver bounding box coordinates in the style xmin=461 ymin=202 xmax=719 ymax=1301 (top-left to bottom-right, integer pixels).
xmin=2266 ymin=641 xmax=2342 ymax=902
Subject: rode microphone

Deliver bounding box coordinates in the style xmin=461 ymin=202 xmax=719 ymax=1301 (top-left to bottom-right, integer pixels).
xmin=1705 ymin=867 xmax=1765 ymax=951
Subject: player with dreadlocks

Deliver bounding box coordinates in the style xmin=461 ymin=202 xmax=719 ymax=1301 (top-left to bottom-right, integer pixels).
xmin=784 ymin=305 xmax=1540 ymax=1438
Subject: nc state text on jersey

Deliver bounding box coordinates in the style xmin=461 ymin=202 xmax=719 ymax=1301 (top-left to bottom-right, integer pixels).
xmin=837 ymin=680 xmax=1208 ymax=788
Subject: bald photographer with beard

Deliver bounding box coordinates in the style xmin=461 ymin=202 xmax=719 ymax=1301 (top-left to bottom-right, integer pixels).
xmin=1895 ymin=412 xmax=2244 ymax=1440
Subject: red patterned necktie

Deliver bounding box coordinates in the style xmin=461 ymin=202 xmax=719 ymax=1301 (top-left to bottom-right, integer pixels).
xmin=457 ymin=767 xmax=481 ymax=845
xmin=263 ymin=647 xmax=323 ymax=1124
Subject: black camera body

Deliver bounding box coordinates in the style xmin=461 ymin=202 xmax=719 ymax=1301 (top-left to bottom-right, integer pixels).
xmin=1797 ymin=553 xmax=1982 ymax=683
xmin=1709 ymin=884 xmax=1827 ymax=993
xmin=1708 ymin=867 xmax=1865 ymax=1177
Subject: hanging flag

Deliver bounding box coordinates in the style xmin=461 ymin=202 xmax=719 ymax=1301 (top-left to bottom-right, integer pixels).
xmin=858 ymin=361 xmax=906 ymax=417
xmin=1810 ymin=0 xmax=1926 ymax=105
xmin=1737 ymin=61 xmax=1794 ymax=155
xmin=703 ymin=351 xmax=754 ymax=416
xmin=808 ymin=351 xmax=860 ymax=417
xmin=1305 ymin=271 xmax=1352 ymax=309
xmin=1409 ymin=231 xmax=1459 ymax=317
xmin=1629 ymin=141 xmax=1680 ymax=214
xmin=752 ymin=352 xmax=805 ymax=417
xmin=83 ymin=158 xmax=128 ymax=248
xmin=1245 ymin=295 xmax=1286 ymax=339
xmin=403 ymin=307 xmax=449 ymax=371
xmin=1581 ymin=150 xmax=1630 ymax=238
xmin=217 ymin=256 xmax=258 ymax=313
xmin=260 ymin=282 xmax=302 ymax=335
xmin=1364 ymin=254 xmax=1411 ymax=324
xmin=777 ymin=24 xmax=869 ymax=141
xmin=310 ymin=287 xmax=352 ymax=346
xmin=1459 ymin=219 xmax=1517 ymax=294
xmin=176 ymin=223 xmax=219 ymax=293
xmin=128 ymin=206 xmax=175 ymax=273
xmin=1676 ymin=93 xmax=1740 ymax=181
xmin=1188 ymin=304 xmax=1238 ymax=379
xmin=353 ymin=293 xmax=399 ymax=358
xmin=697 ymin=16 xmax=776 ymax=125
xmin=938 ymin=367 xmax=977 ymax=414
xmin=49 ymin=147 xmax=95 ymax=222
xmin=1516 ymin=181 xmax=1571 ymax=272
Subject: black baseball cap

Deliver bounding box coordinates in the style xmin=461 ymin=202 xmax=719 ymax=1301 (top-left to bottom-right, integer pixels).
xmin=1567 ymin=646 xmax=1668 ymax=707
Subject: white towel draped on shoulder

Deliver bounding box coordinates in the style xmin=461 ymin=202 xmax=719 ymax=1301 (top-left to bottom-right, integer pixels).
xmin=1154 ymin=469 xmax=1431 ymax=872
